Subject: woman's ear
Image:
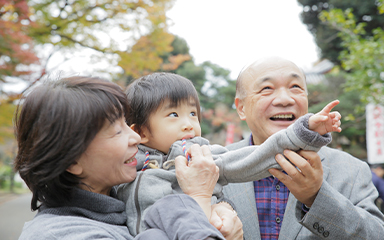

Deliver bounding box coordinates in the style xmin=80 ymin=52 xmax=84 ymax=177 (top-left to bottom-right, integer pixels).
xmin=130 ymin=124 xmax=149 ymax=144
xmin=66 ymin=162 xmax=83 ymax=176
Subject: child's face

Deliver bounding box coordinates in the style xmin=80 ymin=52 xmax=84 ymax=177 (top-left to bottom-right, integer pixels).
xmin=141 ymin=98 xmax=201 ymax=154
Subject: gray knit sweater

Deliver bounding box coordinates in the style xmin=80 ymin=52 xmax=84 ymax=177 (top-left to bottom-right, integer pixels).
xmin=19 ymin=188 xmax=225 ymax=239
xmin=117 ymin=113 xmax=332 ymax=236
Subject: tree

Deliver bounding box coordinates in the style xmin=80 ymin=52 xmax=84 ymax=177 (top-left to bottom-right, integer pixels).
xmin=199 ymin=61 xmax=236 ymax=108
xmin=0 ymin=0 xmax=180 ymax=192
xmin=0 ymin=0 xmax=39 ymax=83
xmin=188 ymin=61 xmax=239 ymax=141
xmin=0 ymin=101 xmax=17 ymax=192
xmin=319 ymin=1 xmax=384 ymax=104
xmin=136 ymin=35 xmax=240 ymax=140
xmin=155 ymin=35 xmax=237 ymax=112
xmin=297 ymin=0 xmax=384 ymax=64
xmin=7 ymin=0 xmax=176 ymax=85
xmin=308 ymin=72 xmax=367 ymax=159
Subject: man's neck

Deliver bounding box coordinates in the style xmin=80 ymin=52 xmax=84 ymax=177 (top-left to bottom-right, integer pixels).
xmin=251 ymin=134 xmax=264 ymax=146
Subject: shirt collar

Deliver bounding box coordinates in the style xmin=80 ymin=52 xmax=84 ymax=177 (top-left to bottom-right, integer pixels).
xmin=249 ymin=133 xmax=254 ymax=146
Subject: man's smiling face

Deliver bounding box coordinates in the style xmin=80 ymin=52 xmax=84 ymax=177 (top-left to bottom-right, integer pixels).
xmin=235 ymin=57 xmax=308 ymax=145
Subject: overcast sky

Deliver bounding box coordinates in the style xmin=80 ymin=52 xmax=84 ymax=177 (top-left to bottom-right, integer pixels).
xmin=167 ymin=0 xmax=320 ymax=78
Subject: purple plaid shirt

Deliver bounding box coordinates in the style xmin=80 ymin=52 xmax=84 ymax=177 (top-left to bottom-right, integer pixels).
xmin=250 ymin=134 xmax=290 ymax=240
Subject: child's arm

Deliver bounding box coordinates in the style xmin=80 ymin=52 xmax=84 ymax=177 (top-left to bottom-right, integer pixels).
xmin=308 ymin=99 xmax=342 ymax=135
xmin=215 ymin=101 xmax=342 ymax=186
xmin=168 ymin=100 xmax=342 ymax=188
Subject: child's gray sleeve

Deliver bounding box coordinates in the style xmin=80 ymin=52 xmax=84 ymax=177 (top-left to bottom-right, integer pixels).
xmin=215 ymin=113 xmax=332 ymax=186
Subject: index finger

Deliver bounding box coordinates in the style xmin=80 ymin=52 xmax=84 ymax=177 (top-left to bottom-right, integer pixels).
xmin=321 ymin=99 xmax=340 ymax=114
xmin=200 ymin=145 xmax=213 ymax=158
xmin=186 ymin=144 xmax=204 ymax=161
xmin=187 ymin=144 xmax=212 ymax=158
xmin=281 ymin=150 xmax=320 ymax=178
xmin=174 ymin=155 xmax=188 ymax=170
xmin=296 ymin=150 xmax=322 ymax=169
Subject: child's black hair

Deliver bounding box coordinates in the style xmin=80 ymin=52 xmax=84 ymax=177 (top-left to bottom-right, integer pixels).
xmin=125 ymin=72 xmax=201 ymax=135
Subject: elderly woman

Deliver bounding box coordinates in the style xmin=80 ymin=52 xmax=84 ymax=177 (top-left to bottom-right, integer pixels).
xmin=14 ymin=76 xmax=233 ymax=239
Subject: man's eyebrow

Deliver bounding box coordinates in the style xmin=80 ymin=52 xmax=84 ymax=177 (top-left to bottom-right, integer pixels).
xmin=260 ymin=73 xmax=302 ymax=82
xmin=260 ymin=77 xmax=271 ymax=82
xmin=291 ymin=73 xmax=302 ymax=79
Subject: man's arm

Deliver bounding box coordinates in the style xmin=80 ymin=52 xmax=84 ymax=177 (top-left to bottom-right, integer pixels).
xmin=271 ymin=148 xmax=384 ymax=239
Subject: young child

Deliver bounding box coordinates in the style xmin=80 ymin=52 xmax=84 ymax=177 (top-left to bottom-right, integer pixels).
xmin=117 ymin=72 xmax=341 ymax=235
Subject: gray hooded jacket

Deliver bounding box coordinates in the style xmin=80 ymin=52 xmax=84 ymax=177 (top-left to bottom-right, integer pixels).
xmin=117 ymin=113 xmax=332 ymax=236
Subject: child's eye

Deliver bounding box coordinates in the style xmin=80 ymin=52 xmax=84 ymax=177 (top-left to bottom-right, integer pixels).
xmin=168 ymin=112 xmax=178 ymax=117
xmin=190 ymin=112 xmax=197 ymax=117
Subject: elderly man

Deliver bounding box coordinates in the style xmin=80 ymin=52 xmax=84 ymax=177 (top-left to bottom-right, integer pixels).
xmin=223 ymin=57 xmax=384 ymax=239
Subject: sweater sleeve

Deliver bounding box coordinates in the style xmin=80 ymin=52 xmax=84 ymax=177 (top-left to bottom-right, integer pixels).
xmin=167 ymin=137 xmax=213 ymax=160
xmin=215 ymin=113 xmax=332 ymax=185
xmin=299 ymin=157 xmax=384 ymax=239
xmin=135 ymin=229 xmax=169 ymax=240
xmin=144 ymin=194 xmax=225 ymax=240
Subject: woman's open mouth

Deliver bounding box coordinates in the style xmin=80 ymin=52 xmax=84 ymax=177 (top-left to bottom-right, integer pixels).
xmin=124 ymin=157 xmax=136 ymax=164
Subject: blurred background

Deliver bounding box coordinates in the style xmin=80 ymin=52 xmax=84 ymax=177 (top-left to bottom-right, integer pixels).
xmin=1 ymin=1 xmax=384 ymax=234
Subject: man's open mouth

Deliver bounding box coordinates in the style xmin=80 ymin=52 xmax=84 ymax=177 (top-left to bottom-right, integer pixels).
xmin=270 ymin=114 xmax=295 ymax=121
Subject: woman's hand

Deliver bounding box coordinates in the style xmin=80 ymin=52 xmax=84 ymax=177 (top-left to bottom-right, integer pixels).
xmin=210 ymin=203 xmax=243 ymax=240
xmin=175 ymin=144 xmax=219 ymax=218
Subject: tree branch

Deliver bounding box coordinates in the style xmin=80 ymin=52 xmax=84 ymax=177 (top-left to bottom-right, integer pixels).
xmin=57 ymin=34 xmax=116 ymax=54
xmin=20 ymin=49 xmax=55 ymax=96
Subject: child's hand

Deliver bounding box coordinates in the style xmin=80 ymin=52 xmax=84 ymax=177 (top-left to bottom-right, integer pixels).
xmin=308 ymin=100 xmax=342 ymax=135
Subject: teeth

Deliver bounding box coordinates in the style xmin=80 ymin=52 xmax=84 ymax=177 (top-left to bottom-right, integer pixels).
xmin=271 ymin=114 xmax=293 ymax=119
xmin=124 ymin=158 xmax=135 ymax=164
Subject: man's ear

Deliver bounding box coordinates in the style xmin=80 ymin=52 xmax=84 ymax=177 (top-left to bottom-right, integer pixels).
xmin=235 ymin=98 xmax=247 ymax=121
xmin=66 ymin=162 xmax=83 ymax=176
xmin=131 ymin=124 xmax=149 ymax=144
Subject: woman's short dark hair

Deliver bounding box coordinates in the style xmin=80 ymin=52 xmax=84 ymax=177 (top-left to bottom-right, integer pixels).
xmin=14 ymin=76 xmax=128 ymax=211
xmin=125 ymin=72 xmax=201 ymax=135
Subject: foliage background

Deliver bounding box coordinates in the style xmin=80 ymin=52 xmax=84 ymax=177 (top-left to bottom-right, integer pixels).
xmin=298 ymin=0 xmax=384 ymax=159
xmin=0 ymin=0 xmax=243 ymax=191
xmin=2 ymin=0 xmax=384 ymax=190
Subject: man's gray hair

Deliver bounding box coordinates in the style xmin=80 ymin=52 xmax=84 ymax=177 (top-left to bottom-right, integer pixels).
xmin=235 ymin=69 xmax=248 ymax=100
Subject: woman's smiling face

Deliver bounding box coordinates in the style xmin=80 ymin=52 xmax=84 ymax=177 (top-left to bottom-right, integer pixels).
xmin=70 ymin=117 xmax=141 ymax=195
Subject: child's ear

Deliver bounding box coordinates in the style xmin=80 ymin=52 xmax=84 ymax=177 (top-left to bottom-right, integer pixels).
xmin=235 ymin=97 xmax=247 ymax=121
xmin=66 ymin=162 xmax=83 ymax=176
xmin=130 ymin=124 xmax=149 ymax=144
